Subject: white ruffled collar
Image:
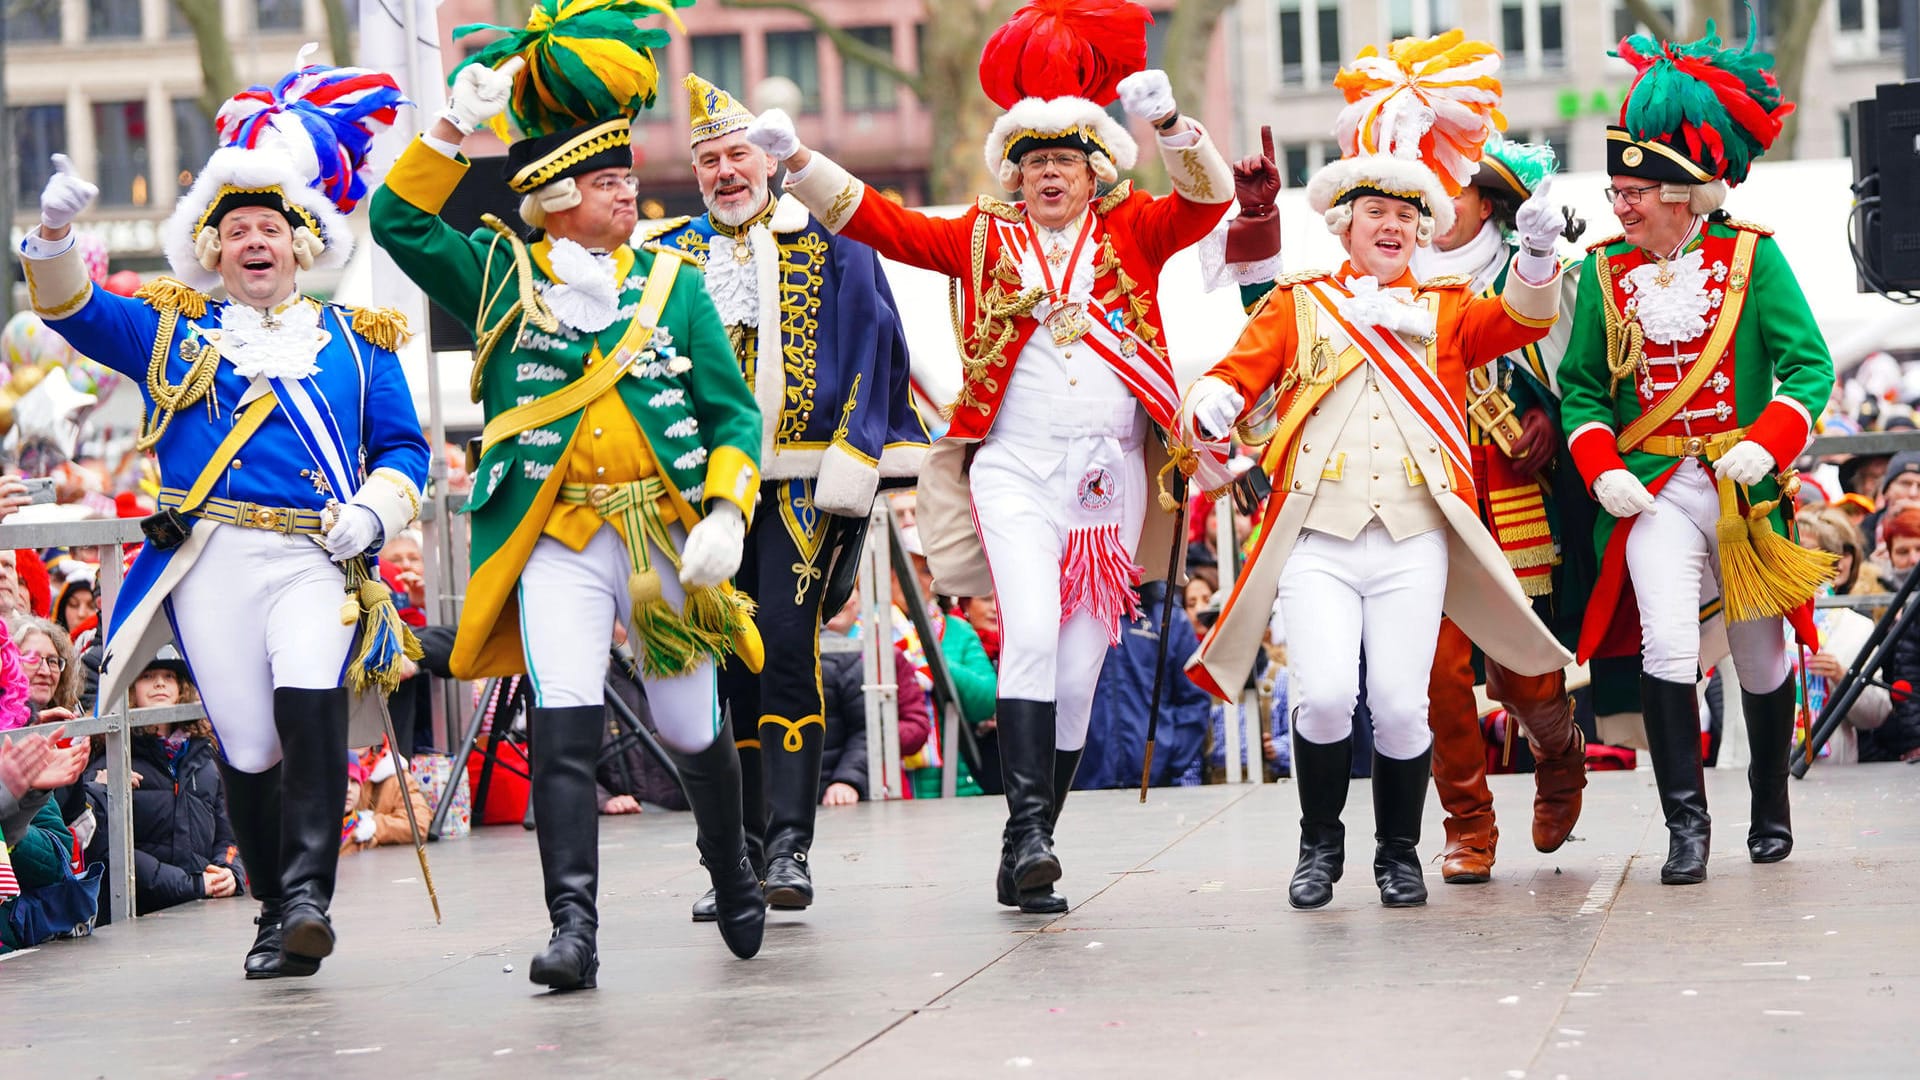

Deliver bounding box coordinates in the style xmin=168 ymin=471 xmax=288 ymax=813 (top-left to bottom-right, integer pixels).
xmin=541 ymin=237 xmax=622 ymax=334
xmin=209 ymin=294 xmax=327 ymax=381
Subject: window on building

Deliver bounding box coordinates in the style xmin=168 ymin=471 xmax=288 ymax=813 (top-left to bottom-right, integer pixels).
xmin=636 ymin=48 xmax=671 ymax=124
xmin=690 ymin=34 xmax=746 ymax=106
xmin=1540 ymin=0 xmax=1564 ymax=70
xmin=169 ymin=0 xmax=195 ymax=36
xmin=257 ymin=0 xmax=304 ymax=32
xmin=1878 ymin=0 xmax=1905 ymax=51
xmin=11 ymin=106 xmax=67 ymax=206
xmin=174 ymin=99 xmax=218 ymax=190
xmin=765 ymin=31 xmax=821 ymax=114
xmin=1282 ymin=143 xmax=1311 ymax=188
xmin=1502 ymin=0 xmax=1566 ymax=74
xmin=1274 ymin=0 xmax=1340 ymax=87
xmin=92 ymin=100 xmax=151 ymax=208
xmin=88 ymin=0 xmax=142 ymax=38
xmin=1501 ymin=3 xmax=1527 ymax=58
xmin=842 ymin=26 xmax=898 ymax=112
xmin=1838 ymin=0 xmax=1866 ymax=31
xmin=14 ymin=0 xmax=63 ymax=40
xmin=1388 ymin=0 xmax=1459 ymax=40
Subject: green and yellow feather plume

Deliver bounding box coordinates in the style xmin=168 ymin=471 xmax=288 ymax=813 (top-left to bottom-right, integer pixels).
xmin=451 ymin=0 xmax=695 ymax=140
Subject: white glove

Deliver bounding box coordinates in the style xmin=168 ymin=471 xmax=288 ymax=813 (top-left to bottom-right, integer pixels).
xmin=744 ymin=108 xmax=801 ymax=163
xmin=1515 ymin=175 xmax=1566 ymax=255
xmin=1187 ymin=381 xmax=1245 ymax=442
xmin=352 ymin=810 xmax=377 ymax=843
xmin=442 ymin=56 xmax=523 ymax=135
xmin=1592 ymin=469 xmax=1658 ymax=519
xmin=1117 ymin=70 xmax=1177 ymax=125
xmin=679 ymin=502 xmax=746 ymax=589
xmin=321 ymin=504 xmax=383 ymax=562
xmin=39 ymin=154 xmax=97 ymax=231
xmin=1713 ymin=440 xmax=1777 ymax=486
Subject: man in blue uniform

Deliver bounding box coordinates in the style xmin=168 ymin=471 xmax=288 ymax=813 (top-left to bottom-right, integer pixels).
xmin=17 ymin=64 xmax=429 ymax=979
xmin=642 ymin=74 xmax=928 ymax=913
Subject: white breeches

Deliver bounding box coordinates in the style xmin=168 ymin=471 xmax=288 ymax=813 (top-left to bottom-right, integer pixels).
xmin=1624 ymin=459 xmax=1788 ymax=691
xmin=971 ymin=394 xmax=1146 ymax=752
xmin=516 ymin=526 xmax=722 ymax=754
xmin=1277 ymin=522 xmax=1449 ymax=760
xmin=167 ymin=527 xmax=356 ymax=774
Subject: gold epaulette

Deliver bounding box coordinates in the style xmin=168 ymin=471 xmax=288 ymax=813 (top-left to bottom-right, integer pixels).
xmin=1419 ymin=273 xmax=1473 ymax=290
xmin=643 ymin=243 xmax=698 ymax=267
xmin=1271 ymin=270 xmax=1330 ymax=289
xmin=976 ymin=195 xmax=1024 ymax=223
xmin=633 ymin=215 xmax=693 ymax=244
xmin=1722 ymin=217 xmax=1775 ymax=237
xmin=133 ymin=277 xmax=210 ymax=320
xmin=1586 ymin=232 xmax=1627 ymax=252
xmin=1095 ymin=181 xmax=1135 ymax=215
xmin=346 ymin=306 xmax=413 ymax=352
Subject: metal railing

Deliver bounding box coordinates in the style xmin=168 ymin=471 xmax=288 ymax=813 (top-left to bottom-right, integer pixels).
xmin=0 ymin=516 xmax=205 ymax=925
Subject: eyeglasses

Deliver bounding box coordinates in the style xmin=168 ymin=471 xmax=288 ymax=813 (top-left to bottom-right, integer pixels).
xmin=21 ymin=652 xmax=64 ymax=671
xmin=1021 ymin=152 xmax=1088 ymax=173
xmin=590 ymin=174 xmax=640 ymax=194
xmin=1602 ymin=182 xmax=1661 ymax=207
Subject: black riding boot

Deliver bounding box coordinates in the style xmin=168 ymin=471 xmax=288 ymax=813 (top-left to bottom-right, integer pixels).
xmin=692 ymin=733 xmax=763 ymax=923
xmin=272 ymin=687 xmax=350 ymax=969
xmin=1742 ymin=678 xmax=1796 ymax=863
xmin=1372 ymin=748 xmax=1432 ymax=907
xmin=216 ymin=761 xmax=308 ymax=979
xmin=760 ymin=719 xmax=824 ymax=909
xmin=1289 ymin=735 xmax=1352 ymax=909
xmin=669 ymin=735 xmax=767 ymax=959
xmin=1642 ymin=675 xmax=1711 ymax=884
xmin=995 ymin=700 xmax=1062 ymax=896
xmin=998 ymin=746 xmax=1082 ymax=913
xmin=526 ymin=705 xmax=604 ymax=991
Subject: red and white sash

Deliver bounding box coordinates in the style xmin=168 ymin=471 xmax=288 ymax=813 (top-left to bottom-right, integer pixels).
xmin=998 ymin=215 xmax=1179 ymax=429
xmin=1302 ymin=279 xmax=1471 ymax=483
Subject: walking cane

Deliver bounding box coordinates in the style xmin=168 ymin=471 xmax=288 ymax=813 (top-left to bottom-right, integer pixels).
xmin=376 ymin=693 xmax=443 ymax=924
xmin=1140 ymin=472 xmax=1190 ymax=802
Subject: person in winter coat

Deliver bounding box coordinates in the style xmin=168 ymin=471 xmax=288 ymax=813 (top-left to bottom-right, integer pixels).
xmin=2 ymin=729 xmax=90 ymax=952
xmin=340 ymin=741 xmax=431 ymax=854
xmin=817 ymin=599 xmax=931 ymax=803
xmin=895 ymin=532 xmax=999 ymax=799
xmin=1078 ymin=580 xmax=1212 ymax=791
xmin=82 ymin=649 xmax=244 ymax=920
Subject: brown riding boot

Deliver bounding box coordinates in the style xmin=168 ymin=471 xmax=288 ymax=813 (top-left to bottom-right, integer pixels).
xmin=1488 ymin=661 xmax=1587 ymax=854
xmin=1428 ymin=620 xmax=1496 ymax=883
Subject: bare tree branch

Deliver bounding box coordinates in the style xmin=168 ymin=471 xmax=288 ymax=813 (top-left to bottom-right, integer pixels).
xmin=322 ymin=0 xmax=355 ymax=66
xmin=1768 ymin=0 xmax=1830 ymax=157
xmin=1620 ymin=0 xmax=1677 ymax=41
xmin=170 ymin=0 xmax=239 ymax=121
xmin=719 ymin=0 xmax=925 ymax=95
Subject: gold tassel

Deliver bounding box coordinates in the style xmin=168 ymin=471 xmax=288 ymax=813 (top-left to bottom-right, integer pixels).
xmin=1157 ymin=441 xmax=1198 ymax=512
xmin=1715 ymin=479 xmax=1838 ymax=621
xmin=133 ymin=277 xmax=209 ymax=319
xmin=350 ymin=306 xmax=413 ymax=352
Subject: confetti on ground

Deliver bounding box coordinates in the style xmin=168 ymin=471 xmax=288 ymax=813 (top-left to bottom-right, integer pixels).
xmin=1049 ymin=1008 xmax=1066 ymax=1014
xmin=1558 ymin=1028 xmax=1585 ymax=1037
xmin=335 ymin=1047 xmax=382 ymax=1056
xmin=1796 ymin=975 xmax=1812 ymax=982
xmin=493 ymin=1049 xmax=513 ymax=1056
xmin=1743 ymin=961 xmax=1788 ymax=967
xmin=1498 ymin=995 xmax=1520 ymax=1005
xmin=503 ymin=964 xmax=514 ymax=973
xmin=1763 ymin=1010 xmax=1804 ymax=1017
xmin=1086 ymin=942 xmax=1104 ymax=949
xmin=932 ymin=972 xmax=944 ymax=977
xmin=1682 ymin=990 xmax=1699 ymax=997
xmin=1005 ymin=1057 xmax=1034 ymax=1068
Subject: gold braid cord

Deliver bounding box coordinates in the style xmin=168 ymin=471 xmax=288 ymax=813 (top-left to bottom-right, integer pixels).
xmin=137 ymin=308 xmax=222 ymax=451
xmin=1591 ymin=252 xmax=1643 ymax=395
xmin=944 ymin=212 xmax=1042 ymax=419
xmin=470 ymin=214 xmax=559 ymax=402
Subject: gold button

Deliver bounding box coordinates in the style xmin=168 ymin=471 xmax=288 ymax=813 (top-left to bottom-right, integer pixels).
xmin=252 ymin=508 xmax=274 ymax=528
xmin=594 ymin=427 xmax=604 ymax=437
xmin=1372 ymin=443 xmax=1381 ymax=451
xmin=1292 ymin=480 xmax=1302 ymax=490
xmin=1311 ymin=407 xmax=1320 ymax=415
xmin=1064 ymin=352 xmax=1073 ymax=359
xmin=1428 ymin=445 xmax=1437 ymax=453
xmin=1302 ymin=443 xmax=1311 ymax=453
xmin=230 ymin=460 xmax=241 ymax=469
xmin=1372 ymin=413 xmax=1381 ymax=421
xmin=1069 ymin=378 xmax=1078 ymax=386
xmin=596 ymin=466 xmax=606 ymax=476
xmin=1371 ymin=473 xmax=1381 ymax=481
xmin=1371 ymin=500 xmax=1381 ymax=508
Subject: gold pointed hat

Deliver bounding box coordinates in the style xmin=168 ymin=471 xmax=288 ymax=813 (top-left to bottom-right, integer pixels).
xmin=686 ymin=72 xmax=754 ymax=148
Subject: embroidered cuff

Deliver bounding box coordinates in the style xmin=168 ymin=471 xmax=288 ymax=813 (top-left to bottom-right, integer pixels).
xmin=1160 ymin=122 xmax=1233 ymax=205
xmin=1747 ymin=397 xmax=1814 ymax=469
xmin=1569 ymin=423 xmax=1627 ymax=486
xmin=814 ymin=441 xmax=881 ymax=516
xmin=384 ymin=138 xmax=471 ymax=216
xmin=19 ymin=230 xmax=93 ymax=321
xmin=1500 ymin=254 xmax=1562 ymax=325
xmin=352 ymin=468 xmax=424 ymax=544
xmin=784 ymin=153 xmax=864 ymax=233
xmin=703 ymin=444 xmax=761 ymax=527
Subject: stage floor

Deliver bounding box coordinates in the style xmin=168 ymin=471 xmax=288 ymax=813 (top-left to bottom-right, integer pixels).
xmin=6 ymin=765 xmax=1917 ymax=1079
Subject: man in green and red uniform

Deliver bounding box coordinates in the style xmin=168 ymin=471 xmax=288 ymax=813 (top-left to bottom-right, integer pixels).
xmin=1558 ymin=24 xmax=1835 ymax=886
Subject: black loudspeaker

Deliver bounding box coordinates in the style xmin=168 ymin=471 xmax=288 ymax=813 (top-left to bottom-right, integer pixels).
xmin=424 ymin=156 xmax=526 ymax=353
xmin=1855 ymin=80 xmax=1920 ymax=294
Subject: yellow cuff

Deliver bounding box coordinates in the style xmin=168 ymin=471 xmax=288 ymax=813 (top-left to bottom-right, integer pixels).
xmin=704 ymin=444 xmax=761 ymax=526
xmin=1500 ymin=294 xmax=1559 ymax=329
xmin=384 ymin=138 xmax=471 ymax=216
xmin=21 ymin=243 xmax=93 ymax=320
xmin=1499 ymin=259 xmax=1562 ymax=326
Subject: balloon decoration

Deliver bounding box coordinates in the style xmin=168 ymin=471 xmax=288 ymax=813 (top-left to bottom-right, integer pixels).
xmin=0 ymin=231 xmax=125 ymax=443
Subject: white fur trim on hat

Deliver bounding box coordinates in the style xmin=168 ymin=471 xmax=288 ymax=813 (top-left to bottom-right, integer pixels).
xmin=982 ymin=96 xmax=1139 ymax=180
xmin=1305 ymin=153 xmax=1455 ymax=238
xmin=160 ymin=146 xmax=355 ymax=292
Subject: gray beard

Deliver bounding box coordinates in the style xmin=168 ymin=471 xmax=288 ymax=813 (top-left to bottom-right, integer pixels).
xmin=708 ymin=189 xmax=772 ymax=228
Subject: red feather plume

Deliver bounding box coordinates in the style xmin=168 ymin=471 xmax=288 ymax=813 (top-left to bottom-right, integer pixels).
xmin=978 ymin=0 xmax=1154 ymax=109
